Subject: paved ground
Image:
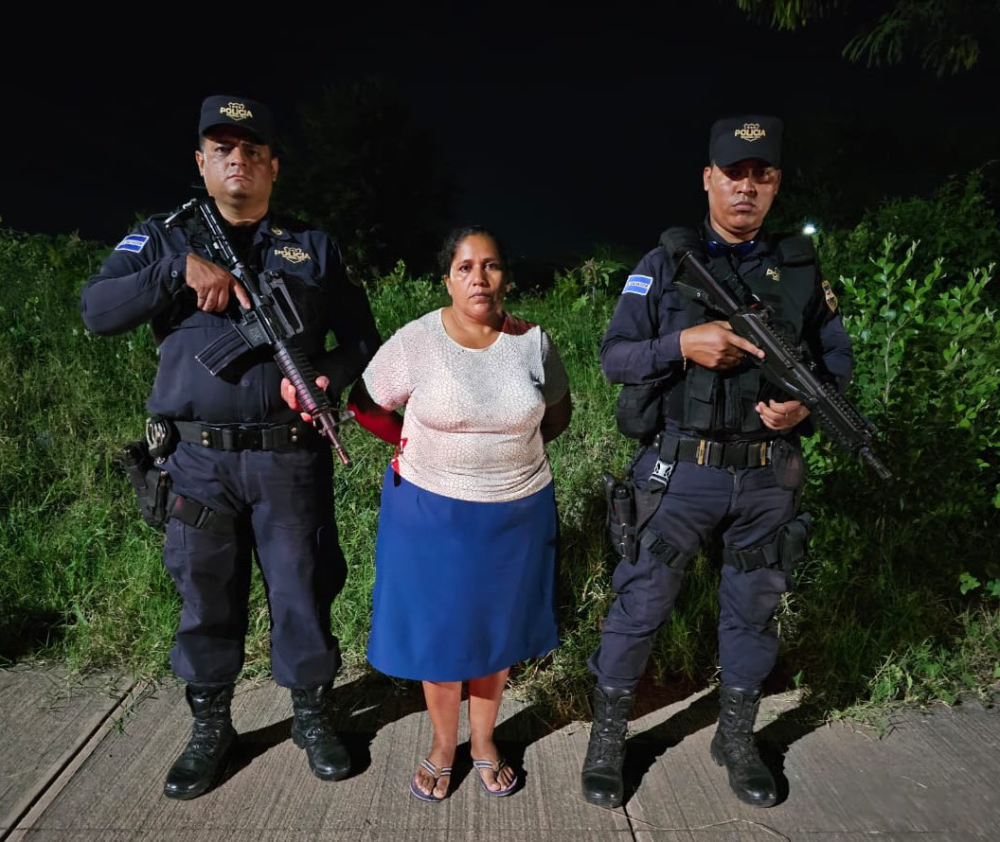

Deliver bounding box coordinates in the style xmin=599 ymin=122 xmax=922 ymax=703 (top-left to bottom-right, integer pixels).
xmin=2 ymin=664 xmax=998 ymax=841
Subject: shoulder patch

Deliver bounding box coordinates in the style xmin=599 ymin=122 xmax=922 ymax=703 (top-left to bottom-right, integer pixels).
xmin=821 ymin=279 xmax=839 ymax=312
xmin=115 ymin=234 xmax=150 ymax=254
xmin=623 ymin=274 xmax=653 ymax=296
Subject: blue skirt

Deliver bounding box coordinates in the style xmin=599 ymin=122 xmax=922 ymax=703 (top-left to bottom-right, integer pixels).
xmin=367 ymin=465 xmax=559 ymax=682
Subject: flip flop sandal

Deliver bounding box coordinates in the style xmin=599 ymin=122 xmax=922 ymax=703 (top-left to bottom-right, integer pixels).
xmin=409 ymin=757 xmax=453 ymax=803
xmin=472 ymin=757 xmax=518 ymax=797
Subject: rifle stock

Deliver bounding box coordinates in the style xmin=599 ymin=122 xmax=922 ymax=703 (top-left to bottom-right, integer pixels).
xmin=674 ymin=248 xmax=891 ymax=481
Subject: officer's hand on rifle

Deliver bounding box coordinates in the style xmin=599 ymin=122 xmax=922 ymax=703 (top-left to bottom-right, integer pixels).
xmin=281 ymin=375 xmax=329 ymax=422
xmin=185 ymin=253 xmax=251 ymax=312
xmin=679 ymin=320 xmax=764 ymax=370
xmin=756 ymin=398 xmax=810 ymax=432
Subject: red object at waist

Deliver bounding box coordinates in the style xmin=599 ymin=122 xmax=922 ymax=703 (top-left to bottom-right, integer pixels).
xmin=348 ymin=399 xmax=403 ymax=446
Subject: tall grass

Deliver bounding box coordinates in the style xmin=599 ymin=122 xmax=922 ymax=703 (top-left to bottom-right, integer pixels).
xmin=1 ymin=229 xmax=997 ymax=722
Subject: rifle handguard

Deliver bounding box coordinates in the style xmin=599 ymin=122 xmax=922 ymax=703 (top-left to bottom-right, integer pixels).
xmin=674 ymin=249 xmax=892 ymax=481
xmin=274 ymin=341 xmax=353 ymax=465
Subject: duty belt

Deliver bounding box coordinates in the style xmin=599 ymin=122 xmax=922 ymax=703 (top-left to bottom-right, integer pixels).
xmin=656 ymin=433 xmax=773 ymax=469
xmin=173 ymin=420 xmax=315 ymax=452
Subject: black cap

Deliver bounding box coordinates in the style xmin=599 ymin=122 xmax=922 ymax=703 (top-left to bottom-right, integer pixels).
xmin=708 ymin=115 xmax=783 ymax=168
xmin=199 ymin=95 xmax=274 ymax=147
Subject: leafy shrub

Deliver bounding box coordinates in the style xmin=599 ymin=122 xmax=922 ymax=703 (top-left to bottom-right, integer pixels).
xmin=790 ymin=232 xmax=1000 ymax=708
xmin=2 ymin=223 xmax=997 ymax=718
xmin=819 ymin=170 xmax=1000 ymax=301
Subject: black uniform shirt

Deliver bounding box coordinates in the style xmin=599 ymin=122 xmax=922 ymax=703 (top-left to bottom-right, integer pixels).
xmin=81 ymin=213 xmax=380 ymax=425
xmin=600 ymin=224 xmax=853 ymax=439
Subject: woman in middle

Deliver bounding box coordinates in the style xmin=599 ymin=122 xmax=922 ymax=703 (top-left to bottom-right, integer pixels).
xmin=349 ymin=226 xmax=571 ymax=801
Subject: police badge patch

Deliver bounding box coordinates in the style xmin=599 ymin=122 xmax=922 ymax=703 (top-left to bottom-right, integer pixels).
xmin=623 ymin=274 xmax=652 ymax=296
xmin=821 ymin=279 xmax=839 ymax=312
xmin=274 ymin=246 xmax=311 ymax=264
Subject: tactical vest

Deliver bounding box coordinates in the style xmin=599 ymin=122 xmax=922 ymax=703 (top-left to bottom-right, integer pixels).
xmin=660 ymin=227 xmax=818 ymax=436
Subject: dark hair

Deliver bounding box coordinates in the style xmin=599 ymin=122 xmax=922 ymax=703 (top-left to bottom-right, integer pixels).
xmin=438 ymin=225 xmax=510 ymax=275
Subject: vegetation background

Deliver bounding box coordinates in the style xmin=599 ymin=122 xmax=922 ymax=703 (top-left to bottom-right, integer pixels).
xmin=1 ymin=168 xmax=998 ymax=723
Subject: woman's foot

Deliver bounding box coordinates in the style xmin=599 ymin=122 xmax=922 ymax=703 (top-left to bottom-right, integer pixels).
xmin=470 ymin=741 xmax=518 ymax=796
xmin=410 ymin=753 xmax=453 ymax=802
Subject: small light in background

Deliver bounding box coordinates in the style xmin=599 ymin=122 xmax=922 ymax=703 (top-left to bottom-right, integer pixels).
xmin=802 ymin=222 xmax=818 ymax=236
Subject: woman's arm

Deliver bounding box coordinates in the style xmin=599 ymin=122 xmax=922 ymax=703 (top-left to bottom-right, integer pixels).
xmin=348 ymin=380 xmax=404 ymax=446
xmin=540 ymin=390 xmax=572 ymax=443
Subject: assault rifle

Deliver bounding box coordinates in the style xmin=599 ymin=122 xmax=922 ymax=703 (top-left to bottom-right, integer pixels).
xmin=165 ymin=198 xmax=354 ymax=465
xmin=672 ymin=246 xmax=892 ymax=481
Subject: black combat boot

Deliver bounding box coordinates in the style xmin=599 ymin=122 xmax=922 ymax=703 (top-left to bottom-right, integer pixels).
xmin=710 ymin=685 xmax=778 ymax=807
xmin=163 ymin=683 xmax=238 ymax=800
xmin=580 ymin=684 xmax=636 ymax=808
xmin=290 ymin=684 xmax=351 ymax=781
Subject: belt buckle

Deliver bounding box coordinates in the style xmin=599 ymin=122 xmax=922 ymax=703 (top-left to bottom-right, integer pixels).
xmin=698 ymin=439 xmax=723 ymax=468
xmin=648 ymin=459 xmax=674 ymax=491
xmin=238 ymin=427 xmax=264 ymax=450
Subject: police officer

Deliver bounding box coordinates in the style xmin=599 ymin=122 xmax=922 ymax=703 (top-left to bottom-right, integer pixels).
xmin=81 ymin=95 xmax=381 ymax=799
xmin=580 ymin=115 xmax=853 ymax=809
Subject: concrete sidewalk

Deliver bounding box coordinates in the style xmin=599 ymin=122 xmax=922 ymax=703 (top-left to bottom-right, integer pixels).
xmin=2 ymin=664 xmax=998 ymax=841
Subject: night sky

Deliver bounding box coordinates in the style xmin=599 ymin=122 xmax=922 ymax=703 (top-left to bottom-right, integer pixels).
xmin=3 ymin=4 xmax=995 ymax=265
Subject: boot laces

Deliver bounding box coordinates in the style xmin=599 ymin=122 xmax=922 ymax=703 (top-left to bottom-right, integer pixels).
xmin=301 ymin=722 xmax=334 ymax=742
xmin=588 ymin=727 xmax=626 ymax=766
xmin=295 ymin=707 xmax=336 ymax=743
xmin=723 ymin=733 xmax=760 ymax=764
xmin=184 ymin=721 xmax=229 ymax=759
xmin=586 ymin=700 xmax=630 ymax=766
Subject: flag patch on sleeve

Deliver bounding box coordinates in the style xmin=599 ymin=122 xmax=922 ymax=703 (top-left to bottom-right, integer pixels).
xmin=623 ymin=274 xmax=652 ymax=296
xmin=115 ymin=234 xmax=150 ymax=254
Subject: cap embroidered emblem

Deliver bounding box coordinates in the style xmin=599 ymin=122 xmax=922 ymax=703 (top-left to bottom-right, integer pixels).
xmin=219 ymin=102 xmax=253 ymax=121
xmin=274 ymin=246 xmax=311 ymax=264
xmin=734 ymin=123 xmax=766 ymax=143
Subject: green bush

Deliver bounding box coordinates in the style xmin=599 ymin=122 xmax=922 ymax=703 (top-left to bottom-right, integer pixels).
xmin=0 ymin=230 xmax=172 ymax=669
xmin=789 ymin=232 xmax=1000 ymax=710
xmin=2 ymin=222 xmax=997 ymax=720
xmin=819 ymin=170 xmax=1000 ymax=300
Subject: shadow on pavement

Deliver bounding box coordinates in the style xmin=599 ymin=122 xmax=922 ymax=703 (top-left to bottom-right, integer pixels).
xmin=616 ymin=671 xmax=829 ymax=808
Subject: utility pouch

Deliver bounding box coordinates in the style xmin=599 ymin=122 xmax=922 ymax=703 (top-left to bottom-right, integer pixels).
xmin=119 ymin=440 xmax=173 ymax=528
xmin=770 ymin=437 xmax=805 ymax=491
xmin=615 ymin=382 xmax=667 ymax=443
xmin=604 ymin=472 xmax=638 ymax=563
xmin=780 ymin=512 xmax=812 ymax=574
xmin=722 ymin=511 xmax=813 ymax=575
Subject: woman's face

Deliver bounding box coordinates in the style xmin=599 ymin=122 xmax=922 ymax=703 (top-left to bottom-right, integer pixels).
xmin=445 ymin=234 xmax=509 ymax=323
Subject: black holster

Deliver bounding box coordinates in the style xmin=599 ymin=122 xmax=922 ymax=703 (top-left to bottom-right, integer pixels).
xmin=119 ymin=439 xmax=172 ymax=528
xmin=603 ymin=469 xmax=666 ymax=565
xmin=119 ymin=416 xmax=236 ymax=534
xmin=604 ymin=473 xmax=638 ymax=563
